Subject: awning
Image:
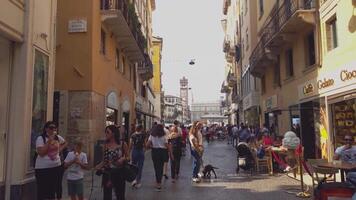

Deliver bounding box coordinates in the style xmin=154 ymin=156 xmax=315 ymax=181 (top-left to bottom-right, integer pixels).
xmin=135 ymin=108 xmax=160 ymax=119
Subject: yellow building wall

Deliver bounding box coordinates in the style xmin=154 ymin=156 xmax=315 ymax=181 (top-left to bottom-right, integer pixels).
xmin=319 ymin=0 xmax=356 ymax=75
xmin=152 ymin=39 xmax=162 ymax=93
xmin=55 ymin=0 xmax=93 ymax=91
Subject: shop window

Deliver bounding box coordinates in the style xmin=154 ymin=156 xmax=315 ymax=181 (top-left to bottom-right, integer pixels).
xmin=332 ymin=98 xmax=355 ymax=148
xmin=30 ymin=50 xmax=49 ymax=168
xmin=326 ymin=16 xmax=338 ymax=51
xmin=285 ymin=48 xmax=294 ymax=78
xmin=106 ymin=108 xmax=118 ymax=126
xmin=100 ymin=29 xmax=106 ymax=55
xmin=305 ymin=32 xmax=316 ymax=67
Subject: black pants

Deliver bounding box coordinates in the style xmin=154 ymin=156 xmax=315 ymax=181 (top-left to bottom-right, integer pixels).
xmin=151 ymin=148 xmax=168 ymax=183
xmin=35 ymin=166 xmax=62 ymax=200
xmin=170 ymin=149 xmax=182 ymax=179
xmin=56 ymin=164 xmax=65 ymax=199
xmin=102 ymin=169 xmax=126 ymax=200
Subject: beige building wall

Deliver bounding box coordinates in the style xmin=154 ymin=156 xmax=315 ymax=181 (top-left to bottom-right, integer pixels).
xmin=0 ymin=0 xmax=57 ymax=199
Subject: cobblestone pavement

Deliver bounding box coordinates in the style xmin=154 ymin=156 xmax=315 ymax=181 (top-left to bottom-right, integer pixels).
xmin=63 ymin=140 xmax=310 ymax=200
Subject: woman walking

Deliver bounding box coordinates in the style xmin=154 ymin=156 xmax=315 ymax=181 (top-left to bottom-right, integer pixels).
xmin=95 ymin=125 xmax=129 ymax=200
xmin=146 ymin=124 xmax=172 ymax=191
xmin=35 ymin=121 xmax=67 ymax=200
xmin=189 ymin=121 xmax=204 ymax=183
xmin=168 ymin=126 xmax=183 ymax=182
xmin=129 ymin=124 xmax=147 ymax=188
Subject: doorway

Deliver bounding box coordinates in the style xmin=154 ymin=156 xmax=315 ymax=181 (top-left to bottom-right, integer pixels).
xmin=300 ymin=101 xmax=319 ymax=159
xmin=0 ymin=36 xmax=11 ymax=197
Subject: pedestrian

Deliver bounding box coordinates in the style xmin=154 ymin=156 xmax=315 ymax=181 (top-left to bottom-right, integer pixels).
xmin=129 ymin=124 xmax=147 ymax=189
xmin=168 ymin=126 xmax=183 ymax=182
xmin=146 ymin=124 xmax=172 ymax=191
xmin=232 ymin=125 xmax=239 ymax=147
xmin=181 ymin=125 xmax=188 ymax=156
xmin=162 ymin=124 xmax=170 ymax=180
xmin=95 ymin=125 xmax=129 ymax=200
xmin=64 ymin=140 xmax=89 ymax=200
xmin=35 ymin=121 xmax=67 ymax=200
xmin=189 ymin=121 xmax=204 ymax=183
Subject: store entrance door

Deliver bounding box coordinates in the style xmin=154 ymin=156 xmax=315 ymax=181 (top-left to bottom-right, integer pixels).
xmin=300 ymin=101 xmax=318 ymax=159
xmin=0 ymin=36 xmax=11 ymax=198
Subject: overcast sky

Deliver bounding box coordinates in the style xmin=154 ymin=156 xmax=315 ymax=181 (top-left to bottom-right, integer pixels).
xmin=153 ymin=0 xmax=225 ymax=104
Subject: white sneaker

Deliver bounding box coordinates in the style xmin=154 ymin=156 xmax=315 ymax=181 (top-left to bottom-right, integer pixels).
xmin=192 ymin=178 xmax=200 ymax=183
xmin=131 ymin=180 xmax=137 ymax=187
xmin=284 ymin=166 xmax=292 ymax=172
xmin=135 ymin=183 xmax=141 ymax=188
xmin=198 ymin=173 xmax=203 ymax=178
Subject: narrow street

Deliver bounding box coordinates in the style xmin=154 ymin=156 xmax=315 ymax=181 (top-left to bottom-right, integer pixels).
xmin=73 ymin=140 xmax=305 ymax=200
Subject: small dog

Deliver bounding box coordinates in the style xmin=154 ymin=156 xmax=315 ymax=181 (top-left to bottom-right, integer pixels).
xmin=202 ymin=164 xmax=218 ymax=179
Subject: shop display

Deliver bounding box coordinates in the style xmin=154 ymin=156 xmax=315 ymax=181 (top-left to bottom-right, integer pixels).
xmin=332 ymin=99 xmax=356 ymax=147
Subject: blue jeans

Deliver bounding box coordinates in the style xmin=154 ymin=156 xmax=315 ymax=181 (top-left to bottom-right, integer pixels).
xmin=191 ymin=150 xmax=201 ymax=178
xmin=131 ymin=148 xmax=145 ymax=183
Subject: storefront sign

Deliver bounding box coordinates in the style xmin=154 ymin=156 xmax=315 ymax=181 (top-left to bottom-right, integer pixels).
xmin=317 ymin=78 xmax=334 ymax=89
xmin=68 ymin=19 xmax=87 ymax=33
xmin=303 ymin=83 xmax=314 ymax=95
xmin=265 ymin=95 xmax=278 ymax=110
xmin=340 ymin=69 xmax=356 ymax=82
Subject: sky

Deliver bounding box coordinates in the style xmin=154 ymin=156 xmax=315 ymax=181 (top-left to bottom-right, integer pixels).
xmin=153 ymin=0 xmax=226 ymax=104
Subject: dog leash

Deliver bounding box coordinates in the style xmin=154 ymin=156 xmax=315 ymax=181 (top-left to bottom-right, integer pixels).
xmin=88 ymin=169 xmax=95 ymax=200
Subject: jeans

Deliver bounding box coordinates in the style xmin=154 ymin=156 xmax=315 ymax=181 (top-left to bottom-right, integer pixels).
xmin=131 ymin=148 xmax=145 ymax=183
xmin=35 ymin=166 xmax=62 ymax=200
xmin=170 ymin=149 xmax=182 ymax=179
xmin=151 ymin=148 xmax=168 ymax=183
xmin=191 ymin=150 xmax=201 ymax=178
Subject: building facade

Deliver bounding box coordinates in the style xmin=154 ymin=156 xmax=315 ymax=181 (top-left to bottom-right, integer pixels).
xmin=221 ymin=0 xmax=241 ymax=125
xmin=0 ymin=0 xmax=57 ymax=199
xmin=152 ymin=36 xmax=164 ymax=120
xmin=180 ymin=77 xmax=190 ymax=124
xmin=55 ymin=0 xmax=154 ymax=164
xmin=244 ymin=0 xmax=356 ymax=160
xmin=163 ymin=95 xmax=183 ymax=124
xmin=190 ymin=102 xmax=222 ymax=123
xmin=239 ymin=0 xmax=260 ymax=127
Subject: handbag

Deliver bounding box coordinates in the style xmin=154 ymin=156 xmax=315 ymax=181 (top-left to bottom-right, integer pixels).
xmin=123 ymin=163 xmax=138 ymax=182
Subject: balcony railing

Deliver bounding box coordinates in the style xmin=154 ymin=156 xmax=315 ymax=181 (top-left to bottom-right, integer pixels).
xmin=249 ymin=0 xmax=315 ymax=77
xmin=101 ymin=0 xmax=147 ymax=61
xmin=227 ymin=72 xmax=237 ymax=87
xmin=137 ymin=53 xmax=153 ymax=81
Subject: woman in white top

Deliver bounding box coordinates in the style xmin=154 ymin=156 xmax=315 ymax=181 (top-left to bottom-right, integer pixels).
xmin=35 ymin=121 xmax=67 ymax=200
xmin=146 ymin=124 xmax=172 ymax=191
xmin=189 ymin=121 xmax=204 ymax=183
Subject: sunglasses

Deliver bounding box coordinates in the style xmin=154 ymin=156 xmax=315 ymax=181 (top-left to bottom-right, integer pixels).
xmin=345 ymin=139 xmax=353 ymax=142
xmin=48 ymin=126 xmax=57 ymax=130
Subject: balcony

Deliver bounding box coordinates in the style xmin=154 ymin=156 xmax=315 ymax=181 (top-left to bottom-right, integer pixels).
xmin=223 ymin=0 xmax=231 ymax=15
xmin=235 ymin=45 xmax=241 ymax=62
xmin=101 ymin=0 xmax=146 ymax=62
xmin=223 ymin=38 xmax=230 ymax=53
xmin=137 ymin=53 xmax=153 ymax=81
xmin=220 ymin=81 xmax=231 ymax=93
xmin=250 ymin=0 xmax=316 ymax=77
xmin=227 ymin=71 xmax=237 ymax=87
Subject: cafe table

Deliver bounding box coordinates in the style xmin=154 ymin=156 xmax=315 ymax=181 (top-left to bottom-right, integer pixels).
xmin=317 ymin=162 xmax=356 ymax=182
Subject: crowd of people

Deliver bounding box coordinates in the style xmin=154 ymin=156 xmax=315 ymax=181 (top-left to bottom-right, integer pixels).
xmin=33 ymin=120 xmax=355 ymax=200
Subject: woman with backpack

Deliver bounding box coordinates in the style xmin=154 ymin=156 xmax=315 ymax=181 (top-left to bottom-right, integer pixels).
xmin=129 ymin=124 xmax=147 ymax=189
xmin=35 ymin=121 xmax=67 ymax=200
xmin=168 ymin=126 xmax=183 ymax=182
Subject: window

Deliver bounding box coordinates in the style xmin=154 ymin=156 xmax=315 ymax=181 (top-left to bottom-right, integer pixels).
xmin=259 ymin=0 xmax=264 ymax=17
xmin=100 ymin=29 xmax=106 ymax=55
xmin=285 ymin=48 xmax=294 ymax=78
xmin=245 ymin=0 xmax=248 ymax=15
xmin=121 ymin=56 xmax=126 ymax=74
xmin=115 ymin=49 xmax=120 ymax=69
xmin=30 ymin=50 xmax=49 ymax=168
xmin=246 ymin=30 xmax=249 ymax=50
xmin=106 ymin=108 xmax=118 ymax=126
xmin=274 ymin=56 xmax=281 ymax=87
xmin=261 ymin=75 xmax=266 ymax=94
xmin=305 ymin=32 xmax=316 ymax=66
xmin=326 ymin=16 xmax=338 ymax=51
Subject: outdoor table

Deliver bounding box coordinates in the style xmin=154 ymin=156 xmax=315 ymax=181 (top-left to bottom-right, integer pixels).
xmin=317 ymin=162 xmax=356 ymax=182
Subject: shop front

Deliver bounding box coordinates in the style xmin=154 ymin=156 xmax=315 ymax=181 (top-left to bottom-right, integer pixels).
xmin=242 ymin=92 xmax=260 ymax=127
xmin=298 ymin=62 xmax=356 ymax=160
xmin=263 ymin=94 xmax=280 ymax=137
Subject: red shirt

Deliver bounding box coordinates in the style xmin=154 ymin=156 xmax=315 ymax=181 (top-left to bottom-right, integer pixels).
xmin=263 ymin=136 xmax=273 ymax=146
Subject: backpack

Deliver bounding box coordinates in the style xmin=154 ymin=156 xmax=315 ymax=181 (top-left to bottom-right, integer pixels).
xmin=132 ymin=133 xmax=146 ymax=149
xmin=32 ymin=134 xmax=60 ymax=167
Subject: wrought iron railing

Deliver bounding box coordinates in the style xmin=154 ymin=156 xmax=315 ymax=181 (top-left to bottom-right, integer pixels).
xmin=250 ymin=0 xmax=315 ymax=72
xmin=101 ymin=0 xmax=147 ymax=57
